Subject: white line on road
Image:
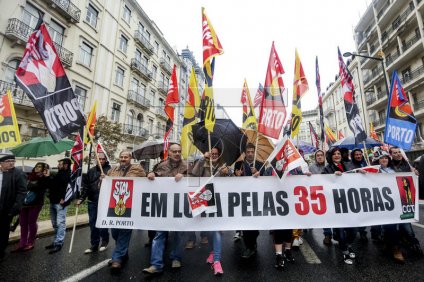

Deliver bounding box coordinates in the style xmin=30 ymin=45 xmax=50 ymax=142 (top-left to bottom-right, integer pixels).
xmin=60 ymin=259 xmax=109 ymax=282
xmin=412 ymin=222 xmax=424 ymax=229
xmin=299 ymin=239 xmax=321 ymax=264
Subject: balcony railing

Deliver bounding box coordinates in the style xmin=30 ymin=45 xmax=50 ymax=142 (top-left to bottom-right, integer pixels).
xmin=386 ymin=50 xmax=401 ymax=66
xmin=376 ymin=91 xmax=387 ymax=100
xmin=42 ymin=0 xmax=81 ymax=23
xmin=130 ymin=59 xmax=152 ymax=81
xmin=400 ymin=65 xmax=424 ymax=84
xmin=155 ymin=126 xmax=165 ymax=138
xmin=156 ymin=108 xmax=167 ymax=119
xmin=381 ymin=5 xmax=414 ymax=43
xmin=5 ymin=18 xmax=73 ymax=67
xmin=414 ymin=100 xmax=424 ymax=111
xmin=374 ymin=118 xmax=386 ymax=127
xmin=123 ymin=124 xmax=149 ymax=138
xmin=127 ymin=90 xmax=150 ymax=109
xmin=134 ymin=31 xmax=154 ymax=55
xmin=402 ymin=33 xmax=420 ymax=53
xmin=0 ymin=80 xmax=33 ymax=107
xmin=366 ymin=95 xmax=376 ymax=105
xmin=159 ymin=58 xmax=172 ymax=75
xmin=157 ymin=80 xmax=168 ymax=95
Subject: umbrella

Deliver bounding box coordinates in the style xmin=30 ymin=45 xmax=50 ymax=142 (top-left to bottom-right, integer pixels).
xmin=192 ymin=119 xmax=247 ymax=166
xmin=133 ymin=140 xmax=178 ymax=160
xmin=289 ymin=139 xmax=317 ymax=154
xmin=241 ymin=129 xmax=274 ymax=162
xmin=10 ymin=136 xmax=74 ymax=158
xmin=331 ymin=136 xmax=383 ymax=150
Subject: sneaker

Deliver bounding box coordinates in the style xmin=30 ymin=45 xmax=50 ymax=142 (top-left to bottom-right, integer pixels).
xmin=201 ymin=236 xmax=209 ymax=245
xmin=292 ymin=238 xmax=300 ymax=248
xmin=171 ymin=259 xmax=181 ymax=269
xmin=298 ymin=237 xmax=304 ymax=245
xmin=393 ymin=246 xmax=405 ymax=263
xmin=22 ymin=245 xmax=34 ymax=251
xmin=343 ymin=254 xmax=353 ymax=265
xmin=323 ymin=235 xmax=332 ymax=245
xmin=185 ymin=240 xmax=195 ymax=249
xmin=84 ymin=246 xmax=98 ymax=254
xmin=212 ymin=261 xmax=223 ymax=276
xmin=48 ymin=245 xmax=62 ymax=254
xmin=347 ymin=248 xmax=356 ymax=259
xmin=45 ymin=243 xmax=55 ymax=250
xmin=142 ymin=265 xmax=163 ymax=274
xmin=206 ymin=252 xmax=214 ymax=264
xmin=99 ymin=242 xmax=108 ymax=252
xmin=233 ymin=232 xmax=241 ymax=241
xmin=284 ymin=249 xmax=294 ymax=263
xmin=241 ymin=248 xmax=256 ymax=259
xmin=274 ymin=254 xmax=285 ymax=270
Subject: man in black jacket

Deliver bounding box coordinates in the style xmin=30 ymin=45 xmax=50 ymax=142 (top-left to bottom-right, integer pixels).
xmin=44 ymin=158 xmax=71 ymax=254
xmin=0 ymin=154 xmax=27 ymax=261
xmin=77 ymin=153 xmax=111 ymax=254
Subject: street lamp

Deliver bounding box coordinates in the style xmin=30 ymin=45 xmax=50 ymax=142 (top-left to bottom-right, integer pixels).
xmin=343 ymin=52 xmax=390 ymax=98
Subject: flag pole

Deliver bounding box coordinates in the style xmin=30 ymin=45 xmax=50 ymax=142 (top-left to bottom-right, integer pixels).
xmin=87 ymin=142 xmax=93 ymax=171
xmin=208 ymin=132 xmax=213 ymax=175
xmin=85 ymin=125 xmax=104 ymax=175
xmin=68 ymin=206 xmax=79 ymax=253
xmin=253 ymin=131 xmax=259 ymax=167
xmin=362 ymin=141 xmax=370 ymax=166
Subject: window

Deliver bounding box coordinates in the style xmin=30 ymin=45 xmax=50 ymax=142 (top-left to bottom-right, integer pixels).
xmin=119 ymin=34 xmax=128 ymax=53
xmin=135 ymin=49 xmax=142 ymax=62
xmin=127 ymin=110 xmax=134 ymax=128
xmin=131 ymin=78 xmax=139 ymax=92
xmin=155 ymin=41 xmax=159 ymax=54
xmin=123 ymin=5 xmax=131 ymax=23
xmin=150 ymin=90 xmax=155 ymax=106
xmin=148 ymin=118 xmax=154 ymax=133
xmin=402 ymin=67 xmax=411 ymax=83
xmin=145 ymin=30 xmax=151 ymax=41
xmin=138 ymin=22 xmax=144 ymax=32
xmin=4 ymin=59 xmax=20 ymax=83
xmin=23 ymin=3 xmax=42 ymax=29
xmin=79 ymin=41 xmax=93 ymax=67
xmin=152 ymin=65 xmax=157 ymax=80
xmin=86 ymin=4 xmax=98 ymax=28
xmin=141 ymin=55 xmax=148 ymax=67
xmin=48 ymin=20 xmax=64 ymax=45
xmin=137 ymin=114 xmax=143 ymax=129
xmin=111 ymin=102 xmax=121 ymax=122
xmin=74 ymin=86 xmax=87 ymax=109
xmin=140 ymin=83 xmax=146 ymax=97
xmin=115 ymin=67 xmax=124 ymax=87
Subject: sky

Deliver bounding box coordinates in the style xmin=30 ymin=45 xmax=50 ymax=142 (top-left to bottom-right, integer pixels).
xmin=139 ymin=0 xmax=369 ymax=125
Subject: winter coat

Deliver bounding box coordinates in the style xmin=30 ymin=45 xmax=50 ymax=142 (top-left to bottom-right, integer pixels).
xmin=0 ymin=168 xmax=27 ymax=216
xmin=153 ymin=159 xmax=187 ymax=177
xmin=80 ymin=163 xmax=112 ymax=203
xmin=107 ymin=164 xmax=146 ymax=177
xmin=47 ymin=169 xmax=71 ymax=204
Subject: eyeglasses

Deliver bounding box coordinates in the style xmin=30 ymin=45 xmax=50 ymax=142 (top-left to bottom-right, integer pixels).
xmin=98 ymin=158 xmax=106 ymax=160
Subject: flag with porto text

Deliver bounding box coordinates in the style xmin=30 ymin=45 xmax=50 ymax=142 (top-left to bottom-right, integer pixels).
xmin=241 ymin=79 xmax=257 ymax=129
xmin=182 ymin=67 xmax=201 ymax=158
xmin=0 ymin=91 xmax=21 ymax=149
xmin=258 ymin=42 xmax=287 ymax=139
xmin=338 ymin=47 xmax=366 ymax=145
xmin=384 ymin=71 xmax=416 ymax=150
xmin=15 ymin=19 xmax=85 ymax=142
xmin=308 ymin=121 xmax=319 ymax=149
xmin=164 ymin=65 xmax=179 ymax=159
xmin=316 ymin=56 xmax=325 ymax=144
xmin=291 ymin=49 xmax=309 ymax=138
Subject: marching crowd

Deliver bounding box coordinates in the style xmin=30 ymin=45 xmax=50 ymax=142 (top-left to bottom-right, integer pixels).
xmin=0 ymin=143 xmax=423 ymax=277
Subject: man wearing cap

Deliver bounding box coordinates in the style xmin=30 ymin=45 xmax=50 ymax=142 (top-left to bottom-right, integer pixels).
xmin=0 ymin=154 xmax=27 ymax=261
xmin=77 ymin=152 xmax=111 ymax=254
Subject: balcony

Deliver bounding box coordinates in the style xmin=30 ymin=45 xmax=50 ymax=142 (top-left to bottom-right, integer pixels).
xmin=402 ymin=34 xmax=420 ymax=53
xmin=122 ymin=124 xmax=149 ymax=139
xmin=414 ymin=100 xmax=424 ymax=118
xmin=5 ymin=18 xmax=73 ymax=67
xmin=366 ymin=95 xmax=376 ymax=105
xmin=157 ymin=80 xmax=168 ymax=95
xmin=159 ymin=58 xmax=172 ymax=75
xmin=130 ymin=59 xmax=152 ymax=81
xmin=400 ymin=65 xmax=424 ymax=87
xmin=134 ymin=31 xmax=154 ymax=55
xmin=373 ymin=117 xmax=386 ymax=129
xmin=386 ymin=50 xmax=401 ymax=66
xmin=156 ymin=108 xmax=168 ymax=120
xmin=0 ymin=80 xmax=33 ymax=108
xmin=368 ymin=91 xmax=387 ymax=111
xmin=42 ymin=0 xmax=81 ymax=23
xmin=127 ymin=90 xmax=150 ymax=109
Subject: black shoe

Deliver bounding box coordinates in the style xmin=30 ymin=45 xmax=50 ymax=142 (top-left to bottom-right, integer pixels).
xmin=412 ymin=243 xmax=424 ymax=257
xmin=241 ymin=248 xmax=256 ymax=259
xmin=274 ymin=254 xmax=285 ymax=270
xmin=360 ymin=233 xmax=368 ymax=243
xmin=284 ymin=249 xmax=294 ymax=263
xmin=48 ymin=245 xmax=62 ymax=254
xmin=45 ymin=243 xmax=55 ymax=250
xmin=144 ymin=241 xmax=152 ymax=247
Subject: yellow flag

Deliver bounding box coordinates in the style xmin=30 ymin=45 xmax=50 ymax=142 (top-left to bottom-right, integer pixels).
xmin=203 ymin=59 xmax=216 ymax=132
xmin=181 ymin=68 xmax=201 ymax=158
xmin=0 ymin=91 xmax=21 ymax=149
xmin=84 ymin=100 xmax=97 ymax=144
xmin=291 ymin=49 xmax=309 ymax=138
xmin=241 ymin=79 xmax=257 ymax=129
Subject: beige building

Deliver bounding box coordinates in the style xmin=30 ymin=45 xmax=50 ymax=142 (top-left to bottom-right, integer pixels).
xmin=0 ymin=0 xmax=188 ymax=163
xmin=297 ymin=109 xmax=318 ymax=144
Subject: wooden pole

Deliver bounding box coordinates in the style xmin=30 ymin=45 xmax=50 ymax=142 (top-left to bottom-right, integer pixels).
xmin=68 ymin=206 xmax=79 ymax=253
xmin=208 ymin=132 xmax=213 ymax=176
xmin=253 ymin=131 xmax=259 ymax=167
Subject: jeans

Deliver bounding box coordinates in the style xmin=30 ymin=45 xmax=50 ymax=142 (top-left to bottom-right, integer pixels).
xmin=50 ymin=204 xmax=67 ymax=246
xmin=323 ymin=228 xmax=332 ymax=237
xmin=187 ymin=231 xmax=208 ymax=242
xmin=208 ymin=231 xmax=222 ymax=261
xmin=399 ymin=223 xmax=419 ymax=244
xmin=111 ymin=228 xmax=132 ymax=261
xmin=88 ymin=201 xmax=109 ymax=247
xmin=19 ymin=206 xmax=43 ymax=248
xmin=151 ymin=231 xmax=185 ymax=270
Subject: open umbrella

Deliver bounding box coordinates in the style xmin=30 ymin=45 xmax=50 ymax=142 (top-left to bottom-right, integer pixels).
xmin=133 ymin=140 xmax=178 ymax=160
xmin=192 ymin=119 xmax=247 ymax=166
xmin=289 ymin=139 xmax=317 ymax=154
xmin=10 ymin=136 xmax=74 ymax=158
xmin=241 ymin=129 xmax=274 ymax=162
xmin=331 ymin=136 xmax=383 ymax=150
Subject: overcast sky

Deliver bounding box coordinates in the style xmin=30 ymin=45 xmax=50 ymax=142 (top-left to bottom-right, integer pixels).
xmin=139 ymin=0 xmax=369 ymax=124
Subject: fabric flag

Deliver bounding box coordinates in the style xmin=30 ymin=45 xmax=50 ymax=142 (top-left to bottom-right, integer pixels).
xmin=384 ymin=71 xmax=417 ymax=150
xmin=370 ymin=122 xmax=380 ymax=141
xmin=63 ymin=127 xmax=84 ymax=206
xmin=15 ymin=18 xmax=85 ymax=142
xmin=84 ymin=100 xmax=97 ymax=144
xmin=337 ymin=47 xmax=367 ymax=145
xmin=291 ymin=49 xmax=309 ymax=138
xmin=338 ymin=130 xmax=345 ymax=140
xmin=163 ymin=64 xmax=179 ymax=159
xmin=308 ymin=122 xmax=319 ymax=149
xmin=316 ymin=56 xmax=325 ymax=144
xmin=182 ymin=67 xmax=201 ymax=158
xmin=0 ymin=91 xmax=22 ymax=149
xmin=348 ymin=165 xmax=380 ymax=173
xmin=325 ymin=125 xmax=337 ymax=145
xmin=202 ymin=59 xmax=216 ymax=132
xmin=202 ymin=7 xmax=224 ymax=64
xmin=241 ymin=79 xmax=257 ymax=129
xmin=96 ymin=142 xmax=110 ymax=163
xmin=254 ymin=83 xmax=264 ymax=107
xmin=188 ymin=183 xmax=217 ymax=217
xmin=258 ymin=42 xmax=287 ymax=139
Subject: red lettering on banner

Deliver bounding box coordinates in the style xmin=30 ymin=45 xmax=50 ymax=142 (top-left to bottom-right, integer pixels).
xmin=294 ymin=185 xmax=327 ymax=215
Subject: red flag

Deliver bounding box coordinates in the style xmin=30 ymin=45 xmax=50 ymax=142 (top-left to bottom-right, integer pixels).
xmin=258 ymin=42 xmax=287 ymax=139
xmin=267 ymin=138 xmax=307 ymax=179
xmin=202 ymin=7 xmax=224 ymax=65
xmin=254 ymin=83 xmax=264 ymax=107
xmin=308 ymin=122 xmax=319 ymax=149
xmin=63 ymin=128 xmax=84 ymax=206
xmin=164 ymin=65 xmax=179 ymax=159
xmin=96 ymin=142 xmax=110 ymax=163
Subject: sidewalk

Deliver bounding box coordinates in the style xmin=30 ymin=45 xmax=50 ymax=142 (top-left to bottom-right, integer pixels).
xmin=8 ymin=213 xmax=89 ymax=243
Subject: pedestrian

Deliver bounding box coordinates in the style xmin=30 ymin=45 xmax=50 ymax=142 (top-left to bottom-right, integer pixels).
xmin=106 ymin=150 xmax=146 ymax=272
xmin=0 ymin=154 xmax=27 ymax=261
xmin=234 ymin=143 xmax=264 ymax=259
xmin=44 ymin=158 xmax=71 ymax=254
xmin=143 ymin=144 xmax=188 ymax=275
xmin=12 ymin=162 xmax=48 ymax=252
xmin=77 ymin=152 xmax=111 ymax=254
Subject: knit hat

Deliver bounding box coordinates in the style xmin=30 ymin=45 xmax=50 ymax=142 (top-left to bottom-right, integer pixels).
xmin=374 ymin=150 xmax=390 ymax=160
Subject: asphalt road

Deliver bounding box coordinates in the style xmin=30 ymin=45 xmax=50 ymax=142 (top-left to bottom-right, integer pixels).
xmin=1 ymin=207 xmax=424 ymax=282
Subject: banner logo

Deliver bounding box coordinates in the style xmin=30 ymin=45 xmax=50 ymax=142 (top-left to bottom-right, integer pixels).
xmin=108 ymin=179 xmax=133 ymax=217
xmin=188 ymin=183 xmax=216 ymax=217
xmin=396 ymin=176 xmax=416 ymax=219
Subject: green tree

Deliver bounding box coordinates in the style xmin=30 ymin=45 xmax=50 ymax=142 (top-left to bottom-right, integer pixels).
xmin=91 ymin=116 xmax=122 ymax=161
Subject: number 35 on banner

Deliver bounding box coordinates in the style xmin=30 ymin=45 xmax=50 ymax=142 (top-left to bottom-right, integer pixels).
xmin=294 ymin=186 xmax=327 ymax=215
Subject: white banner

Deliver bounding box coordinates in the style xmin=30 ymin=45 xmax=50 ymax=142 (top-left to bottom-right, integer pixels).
xmin=96 ymin=173 xmax=419 ymax=231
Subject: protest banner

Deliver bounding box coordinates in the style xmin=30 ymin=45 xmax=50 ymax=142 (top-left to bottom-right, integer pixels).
xmin=97 ymin=173 xmax=418 ymax=231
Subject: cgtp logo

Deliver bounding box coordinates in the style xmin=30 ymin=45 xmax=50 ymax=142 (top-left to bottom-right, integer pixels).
xmin=396 ymin=176 xmax=416 ymax=220
xmin=107 ymin=179 xmax=133 ymax=217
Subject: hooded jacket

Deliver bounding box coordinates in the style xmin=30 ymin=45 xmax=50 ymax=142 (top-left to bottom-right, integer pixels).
xmin=349 ymin=148 xmax=367 ymax=169
xmin=309 ymin=150 xmax=326 ymax=174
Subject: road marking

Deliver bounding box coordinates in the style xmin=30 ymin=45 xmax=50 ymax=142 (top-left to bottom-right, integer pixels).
xmin=412 ymin=222 xmax=424 ymax=229
xmin=60 ymin=259 xmax=109 ymax=282
xmin=299 ymin=239 xmax=321 ymax=264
